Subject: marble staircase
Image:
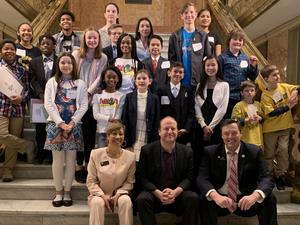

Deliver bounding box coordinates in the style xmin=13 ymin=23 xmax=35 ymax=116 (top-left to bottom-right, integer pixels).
xmin=0 ymin=162 xmax=300 ymax=225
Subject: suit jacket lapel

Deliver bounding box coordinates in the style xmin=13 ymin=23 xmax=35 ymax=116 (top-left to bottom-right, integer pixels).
xmin=217 ymin=146 xmax=227 ymax=181
xmin=238 ymin=143 xmax=246 ymax=182
xmin=147 ymin=58 xmax=154 ymax=79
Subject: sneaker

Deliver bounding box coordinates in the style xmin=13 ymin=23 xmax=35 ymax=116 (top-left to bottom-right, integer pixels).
xmin=275 ymin=176 xmax=285 ymax=190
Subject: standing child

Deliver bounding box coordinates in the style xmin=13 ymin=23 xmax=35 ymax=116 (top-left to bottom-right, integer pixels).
xmin=168 ymin=2 xmax=210 ymax=90
xmin=157 ymin=61 xmax=194 ymax=144
xmin=122 ymin=69 xmax=160 ymax=161
xmin=111 ymin=33 xmax=143 ymax=94
xmin=44 ymin=52 xmax=88 ymax=207
xmin=92 ymin=66 xmax=125 ymax=147
xmin=72 ymin=27 xmax=107 ymax=183
xmin=0 ymin=39 xmax=34 ymax=182
xmin=232 ymin=81 xmax=263 ymax=147
xmin=102 ymin=24 xmax=123 ymax=62
xmin=261 ymin=65 xmax=299 ymax=190
xmin=194 ymin=56 xmax=229 ymax=169
xmin=142 ymin=34 xmax=169 ymax=93
xmin=219 ymin=30 xmax=258 ymax=118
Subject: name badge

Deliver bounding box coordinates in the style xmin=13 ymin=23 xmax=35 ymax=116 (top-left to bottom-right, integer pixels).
xmin=240 ymin=60 xmax=248 ymax=68
xmin=100 ymin=161 xmax=109 ymax=166
xmin=66 ymin=89 xmax=77 ymax=99
xmin=272 ymin=92 xmax=283 ymax=103
xmin=161 ymin=61 xmax=170 ymax=69
xmin=192 ymin=43 xmax=202 ymax=52
xmin=208 ymin=36 xmax=215 ymax=43
xmin=16 ymin=48 xmax=26 ymax=57
xmin=161 ymin=96 xmax=170 ymax=105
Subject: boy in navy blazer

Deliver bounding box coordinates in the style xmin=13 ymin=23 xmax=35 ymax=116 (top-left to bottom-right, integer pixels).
xmin=157 ymin=61 xmax=194 ymax=144
xmin=142 ymin=35 xmax=169 ymax=93
xmin=102 ymin=24 xmax=123 ymax=63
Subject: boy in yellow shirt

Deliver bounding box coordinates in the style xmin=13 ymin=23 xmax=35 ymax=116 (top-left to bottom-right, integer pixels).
xmin=261 ymin=65 xmax=299 ymax=190
xmin=232 ymin=81 xmax=263 ymax=147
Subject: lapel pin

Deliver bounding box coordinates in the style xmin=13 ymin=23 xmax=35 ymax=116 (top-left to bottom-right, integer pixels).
xmin=241 ymin=154 xmax=245 ymax=158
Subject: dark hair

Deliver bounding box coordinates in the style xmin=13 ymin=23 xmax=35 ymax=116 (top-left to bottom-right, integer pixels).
xmin=79 ymin=27 xmax=102 ymax=59
xmin=240 ymin=80 xmax=256 ymax=91
xmin=60 ymin=10 xmax=75 ymax=22
xmin=147 ymin=34 xmax=163 ymax=47
xmin=170 ymin=61 xmax=183 ymax=70
xmin=220 ymin=118 xmax=241 ymax=131
xmin=100 ymin=66 xmax=123 ymax=90
xmin=0 ymin=39 xmax=16 ymax=50
xmin=38 ymin=34 xmax=56 ymax=45
xmin=116 ymin=33 xmax=138 ymax=60
xmin=104 ymin=2 xmax=120 ymax=24
xmin=135 ymin=69 xmax=152 ymax=80
xmin=260 ymin=65 xmax=279 ymax=78
xmin=55 ymin=52 xmax=78 ymax=83
xmin=17 ymin=22 xmax=33 ymax=42
xmin=226 ymin=29 xmax=245 ymax=49
xmin=135 ymin=17 xmax=154 ymax=41
xmin=108 ymin=24 xmax=123 ymax=34
xmin=197 ymin=56 xmax=223 ymax=99
xmin=197 ymin=8 xmax=210 ymax=18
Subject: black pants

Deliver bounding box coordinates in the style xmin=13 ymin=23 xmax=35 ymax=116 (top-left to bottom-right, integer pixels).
xmin=200 ymin=193 xmax=278 ymax=225
xmin=136 ymin=190 xmax=200 ymax=225
xmin=35 ymin=123 xmax=51 ymax=162
xmin=76 ymin=107 xmax=96 ymax=166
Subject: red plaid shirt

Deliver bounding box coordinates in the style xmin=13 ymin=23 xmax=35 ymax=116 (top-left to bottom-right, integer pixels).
xmin=0 ymin=59 xmax=30 ymax=117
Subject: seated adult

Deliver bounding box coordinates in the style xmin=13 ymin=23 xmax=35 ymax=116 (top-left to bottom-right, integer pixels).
xmin=136 ymin=116 xmax=199 ymax=225
xmin=87 ymin=120 xmax=136 ymax=225
xmin=197 ymin=118 xmax=278 ymax=225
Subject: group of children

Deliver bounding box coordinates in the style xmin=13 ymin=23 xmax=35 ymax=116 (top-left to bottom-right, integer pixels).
xmin=0 ymin=2 xmax=299 ymax=210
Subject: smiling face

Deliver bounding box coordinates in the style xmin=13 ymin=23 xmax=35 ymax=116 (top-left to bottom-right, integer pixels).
xmin=107 ymin=128 xmax=124 ymax=146
xmin=138 ymin=19 xmax=151 ymax=39
xmin=159 ymin=117 xmax=178 ymax=144
xmin=109 ymin=27 xmax=123 ymax=44
xmin=221 ymin=122 xmax=241 ymax=153
xmin=104 ymin=70 xmax=119 ymax=90
xmin=135 ymin=72 xmax=151 ymax=92
xmin=104 ymin=4 xmax=119 ymax=24
xmin=198 ymin=10 xmax=211 ymax=28
xmin=181 ymin=5 xmax=196 ymax=25
xmin=205 ymin=58 xmax=218 ymax=77
xmin=40 ymin=37 xmax=55 ymax=56
xmin=60 ymin=14 xmax=73 ymax=31
xmin=17 ymin=23 xmax=33 ymax=43
xmin=266 ymin=70 xmax=280 ymax=89
xmin=85 ymin=30 xmax=99 ymax=49
xmin=168 ymin=66 xmax=184 ymax=85
xmin=120 ymin=35 xmax=132 ymax=55
xmin=59 ymin=56 xmax=73 ymax=76
xmin=149 ymin=38 xmax=162 ymax=57
xmin=1 ymin=43 xmax=16 ymax=64
xmin=229 ymin=37 xmax=244 ymax=53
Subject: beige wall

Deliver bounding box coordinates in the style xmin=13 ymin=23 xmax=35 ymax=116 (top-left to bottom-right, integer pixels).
xmin=70 ymin=0 xmax=204 ymax=33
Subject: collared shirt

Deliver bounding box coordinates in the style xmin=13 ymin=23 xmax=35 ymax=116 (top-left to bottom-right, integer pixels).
xmin=53 ymin=31 xmax=80 ymax=56
xmin=218 ymin=50 xmax=258 ymax=101
xmin=42 ymin=54 xmax=54 ymax=81
xmin=112 ymin=44 xmax=117 ymax=59
xmin=0 ymin=59 xmax=30 ymax=117
xmin=170 ymin=82 xmax=181 ymax=98
xmin=159 ymin=146 xmax=176 ymax=190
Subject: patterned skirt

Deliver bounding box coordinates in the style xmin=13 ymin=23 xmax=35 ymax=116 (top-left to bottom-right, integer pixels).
xmin=44 ymin=122 xmax=84 ymax=151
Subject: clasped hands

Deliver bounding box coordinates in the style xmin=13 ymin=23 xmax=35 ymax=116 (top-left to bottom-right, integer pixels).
xmin=210 ymin=191 xmax=261 ymax=211
xmin=154 ymin=187 xmax=182 ymax=205
xmin=100 ymin=193 xmax=121 ymax=213
xmin=59 ymin=121 xmax=75 ymax=137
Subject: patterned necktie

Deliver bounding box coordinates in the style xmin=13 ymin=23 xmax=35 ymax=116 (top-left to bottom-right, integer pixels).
xmin=172 ymin=86 xmax=179 ymax=98
xmin=112 ymin=45 xmax=117 ymax=58
xmin=152 ymin=59 xmax=157 ymax=75
xmin=227 ymin=152 xmax=238 ymax=213
xmin=43 ymin=57 xmax=52 ymax=81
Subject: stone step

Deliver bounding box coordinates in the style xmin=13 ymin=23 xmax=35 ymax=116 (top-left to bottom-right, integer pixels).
xmin=0 ymin=200 xmax=299 ymax=225
xmin=0 ymin=179 xmax=88 ymax=200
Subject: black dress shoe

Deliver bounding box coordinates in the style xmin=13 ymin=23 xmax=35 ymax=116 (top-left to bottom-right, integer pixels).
xmin=52 ymin=199 xmax=64 ymax=207
xmin=275 ymin=176 xmax=285 ymax=191
xmin=63 ymin=199 xmax=73 ymax=207
xmin=75 ymin=170 xmax=87 ymax=183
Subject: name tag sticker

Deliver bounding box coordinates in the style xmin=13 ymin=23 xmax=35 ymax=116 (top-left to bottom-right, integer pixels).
xmin=240 ymin=60 xmax=248 ymax=68
xmin=161 ymin=96 xmax=170 ymax=105
xmin=161 ymin=61 xmax=170 ymax=69
xmin=66 ymin=89 xmax=77 ymax=99
xmin=272 ymin=92 xmax=283 ymax=103
xmin=16 ymin=48 xmax=26 ymax=57
xmin=192 ymin=43 xmax=202 ymax=52
xmin=100 ymin=161 xmax=109 ymax=166
xmin=208 ymin=36 xmax=215 ymax=43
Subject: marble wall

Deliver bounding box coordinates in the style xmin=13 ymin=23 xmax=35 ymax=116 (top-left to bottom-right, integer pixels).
xmin=70 ymin=0 xmax=204 ymax=33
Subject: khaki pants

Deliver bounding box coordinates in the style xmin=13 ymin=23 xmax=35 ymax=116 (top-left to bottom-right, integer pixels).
xmin=89 ymin=195 xmax=133 ymax=225
xmin=263 ymin=129 xmax=290 ymax=177
xmin=0 ymin=116 xmax=29 ymax=173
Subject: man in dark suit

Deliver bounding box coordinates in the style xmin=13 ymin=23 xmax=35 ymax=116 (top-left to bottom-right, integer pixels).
xmin=102 ymin=24 xmax=123 ymax=63
xmin=157 ymin=61 xmax=194 ymax=144
xmin=136 ymin=116 xmax=199 ymax=225
xmin=30 ymin=34 xmax=57 ymax=164
xmin=142 ymin=35 xmax=169 ymax=93
xmin=197 ymin=119 xmax=278 ymax=225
